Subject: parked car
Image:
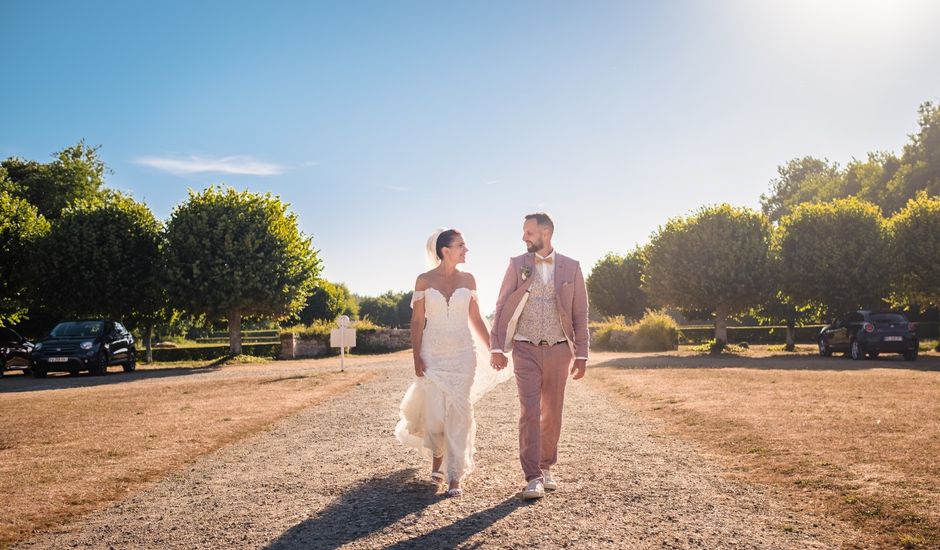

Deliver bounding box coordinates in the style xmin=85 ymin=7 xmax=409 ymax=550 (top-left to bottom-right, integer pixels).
xmin=1 ymin=326 xmax=34 ymax=376
xmin=31 ymin=319 xmax=136 ymax=377
xmin=818 ymin=310 xmax=918 ymax=361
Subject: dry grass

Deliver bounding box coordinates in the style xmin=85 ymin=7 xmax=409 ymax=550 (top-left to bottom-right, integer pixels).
xmin=588 ymin=347 xmax=940 ymax=549
xmin=0 ymin=358 xmax=377 ymax=549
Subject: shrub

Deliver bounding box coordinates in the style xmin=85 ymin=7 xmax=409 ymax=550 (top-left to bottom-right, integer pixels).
xmin=590 ymin=311 xmax=678 ymax=352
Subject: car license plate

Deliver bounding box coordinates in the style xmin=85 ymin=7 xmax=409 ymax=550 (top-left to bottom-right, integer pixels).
xmin=48 ymin=357 xmax=69 ymax=362
xmin=884 ymin=336 xmax=902 ymax=342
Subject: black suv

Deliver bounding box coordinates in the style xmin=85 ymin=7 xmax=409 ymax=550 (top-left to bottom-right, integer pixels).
xmin=31 ymin=320 xmax=136 ymax=377
xmin=819 ymin=310 xmax=918 ymax=361
xmin=1 ymin=326 xmax=34 ymax=376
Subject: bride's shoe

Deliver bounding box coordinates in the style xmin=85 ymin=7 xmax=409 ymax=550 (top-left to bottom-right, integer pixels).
xmin=447 ymin=480 xmax=463 ymax=497
xmin=430 ymin=471 xmax=445 ymax=484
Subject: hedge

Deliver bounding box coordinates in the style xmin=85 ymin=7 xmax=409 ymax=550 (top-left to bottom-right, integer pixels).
xmin=149 ymin=343 xmax=281 ymax=362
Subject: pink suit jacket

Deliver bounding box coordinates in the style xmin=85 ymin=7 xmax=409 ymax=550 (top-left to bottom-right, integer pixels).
xmin=489 ymin=252 xmax=590 ymax=359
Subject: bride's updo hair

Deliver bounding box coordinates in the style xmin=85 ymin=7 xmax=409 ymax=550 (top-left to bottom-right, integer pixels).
xmin=435 ymin=229 xmax=461 ymax=260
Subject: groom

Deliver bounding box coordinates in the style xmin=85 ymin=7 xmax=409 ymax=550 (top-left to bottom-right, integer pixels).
xmin=490 ymin=212 xmax=589 ymax=500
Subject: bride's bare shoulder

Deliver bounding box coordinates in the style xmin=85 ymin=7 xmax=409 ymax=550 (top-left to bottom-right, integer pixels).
xmin=459 ymin=271 xmax=477 ymax=290
xmin=415 ymin=271 xmax=434 ymax=291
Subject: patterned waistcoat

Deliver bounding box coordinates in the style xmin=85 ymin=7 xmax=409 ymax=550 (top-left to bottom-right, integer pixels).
xmin=516 ymin=270 xmax=567 ymax=344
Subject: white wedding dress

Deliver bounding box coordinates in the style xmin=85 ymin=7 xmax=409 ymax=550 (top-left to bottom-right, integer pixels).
xmin=395 ymin=287 xmax=512 ymax=482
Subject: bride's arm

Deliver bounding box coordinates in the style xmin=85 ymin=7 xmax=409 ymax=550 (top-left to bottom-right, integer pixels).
xmin=466 ymin=274 xmax=490 ymax=343
xmin=411 ymin=275 xmax=429 ymax=377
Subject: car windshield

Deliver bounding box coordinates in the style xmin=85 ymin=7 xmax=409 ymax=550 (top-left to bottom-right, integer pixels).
xmin=49 ymin=321 xmax=104 ymax=338
xmin=871 ymin=314 xmax=907 ymax=324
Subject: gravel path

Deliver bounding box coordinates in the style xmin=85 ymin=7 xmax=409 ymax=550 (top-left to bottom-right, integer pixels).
xmin=17 ymin=353 xmax=851 ymax=549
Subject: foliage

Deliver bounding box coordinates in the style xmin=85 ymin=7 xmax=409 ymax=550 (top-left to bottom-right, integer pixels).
xmin=1 ymin=140 xmax=110 ymax=220
xmin=358 ymin=290 xmax=412 ymax=328
xmin=888 ymin=191 xmax=940 ymax=309
xmin=777 ymin=197 xmax=889 ymax=318
xmin=642 ymin=204 xmax=773 ymax=344
xmin=760 ymin=102 xmax=940 ymax=219
xmin=148 ymin=343 xmax=281 ymax=362
xmin=163 ymin=186 xmax=321 ymax=353
xmin=30 ymin=193 xmax=164 ymax=323
xmin=0 ymin=190 xmax=50 ymax=326
xmin=292 ymin=280 xmax=358 ymax=325
xmin=586 ymin=249 xmax=650 ymax=320
xmin=590 ymin=310 xmax=678 ymax=352
xmin=282 ymin=318 xmax=380 ymax=340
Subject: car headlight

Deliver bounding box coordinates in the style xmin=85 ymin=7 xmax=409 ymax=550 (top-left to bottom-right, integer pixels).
xmin=34 ymin=342 xmax=43 ymax=351
xmin=80 ymin=341 xmax=94 ymax=350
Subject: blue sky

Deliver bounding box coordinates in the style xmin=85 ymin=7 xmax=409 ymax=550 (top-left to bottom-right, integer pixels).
xmin=4 ymin=1 xmax=940 ymax=313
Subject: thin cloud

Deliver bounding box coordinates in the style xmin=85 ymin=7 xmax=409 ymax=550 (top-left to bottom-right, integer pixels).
xmin=485 ymin=179 xmax=501 ymax=186
xmin=136 ymin=155 xmax=285 ymax=176
xmin=383 ymin=185 xmax=411 ymax=192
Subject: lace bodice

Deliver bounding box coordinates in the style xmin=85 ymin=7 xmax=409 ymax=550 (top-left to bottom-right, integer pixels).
xmin=412 ymin=287 xmax=478 ymax=350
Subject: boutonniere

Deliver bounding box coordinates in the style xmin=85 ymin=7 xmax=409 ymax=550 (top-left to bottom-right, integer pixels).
xmin=520 ymin=265 xmax=531 ymax=281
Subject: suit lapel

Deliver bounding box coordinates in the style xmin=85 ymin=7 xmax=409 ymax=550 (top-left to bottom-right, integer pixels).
xmin=554 ymin=253 xmax=565 ymax=294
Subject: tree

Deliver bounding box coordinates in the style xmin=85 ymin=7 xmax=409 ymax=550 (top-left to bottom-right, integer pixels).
xmin=1 ymin=140 xmax=109 ymax=220
xmin=884 ymin=101 xmax=940 ymax=213
xmin=643 ymin=204 xmax=772 ymax=347
xmin=888 ymin=192 xmax=940 ymax=349
xmin=760 ymin=157 xmax=841 ymax=222
xmin=777 ymin=198 xmax=889 ymax=319
xmin=358 ymin=290 xmax=411 ymax=328
xmin=31 ymin=194 xmax=167 ymax=361
xmin=0 ymin=189 xmax=50 ymax=326
xmin=164 ymin=186 xmax=320 ymax=354
xmin=586 ymin=249 xmax=649 ymax=320
xmin=294 ymin=280 xmax=358 ymax=325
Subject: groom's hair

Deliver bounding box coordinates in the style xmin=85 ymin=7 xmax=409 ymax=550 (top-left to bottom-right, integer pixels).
xmin=525 ymin=212 xmax=554 ymax=234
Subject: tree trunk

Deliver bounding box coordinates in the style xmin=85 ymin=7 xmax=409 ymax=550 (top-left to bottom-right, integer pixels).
xmin=229 ymin=310 xmax=242 ymax=356
xmin=714 ymin=305 xmax=728 ymax=350
xmin=785 ymin=317 xmax=795 ymax=352
xmin=145 ymin=322 xmax=154 ymax=364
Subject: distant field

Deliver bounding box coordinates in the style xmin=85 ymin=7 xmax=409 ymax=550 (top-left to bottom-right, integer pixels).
xmin=0 ymin=356 xmax=380 ymax=549
xmin=589 ymin=347 xmax=940 ymax=549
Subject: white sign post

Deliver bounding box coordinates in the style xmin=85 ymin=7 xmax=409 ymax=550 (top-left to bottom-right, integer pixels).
xmin=330 ymin=315 xmax=356 ymax=372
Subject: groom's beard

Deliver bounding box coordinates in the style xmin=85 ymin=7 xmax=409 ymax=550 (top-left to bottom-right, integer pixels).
xmin=526 ymin=239 xmax=543 ymax=253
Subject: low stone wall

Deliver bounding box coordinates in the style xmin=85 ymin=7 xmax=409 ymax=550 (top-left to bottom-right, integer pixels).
xmin=280 ymin=328 xmax=412 ymax=359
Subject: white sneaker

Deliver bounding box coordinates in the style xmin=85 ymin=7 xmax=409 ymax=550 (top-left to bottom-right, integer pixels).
xmin=522 ymin=478 xmax=545 ymax=500
xmin=542 ymin=470 xmax=558 ymax=491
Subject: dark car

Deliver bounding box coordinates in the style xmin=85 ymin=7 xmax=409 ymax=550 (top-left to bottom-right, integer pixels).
xmin=1 ymin=326 xmax=34 ymax=376
xmin=818 ymin=310 xmax=918 ymax=361
xmin=31 ymin=320 xmax=136 ymax=377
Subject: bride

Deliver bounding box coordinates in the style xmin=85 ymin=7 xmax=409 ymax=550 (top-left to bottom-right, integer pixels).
xmin=395 ymin=228 xmax=512 ymax=497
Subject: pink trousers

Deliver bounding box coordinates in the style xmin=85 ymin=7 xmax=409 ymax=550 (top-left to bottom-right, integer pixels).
xmin=511 ymin=340 xmax=573 ymax=481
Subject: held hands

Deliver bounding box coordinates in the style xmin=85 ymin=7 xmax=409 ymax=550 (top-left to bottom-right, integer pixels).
xmin=570 ymin=359 xmax=586 ymax=380
xmin=490 ymin=352 xmax=508 ymax=370
xmin=414 ymin=356 xmax=427 ymax=377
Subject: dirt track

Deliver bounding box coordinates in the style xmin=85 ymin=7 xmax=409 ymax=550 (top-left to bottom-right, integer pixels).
xmin=15 ymin=351 xmax=854 ymax=549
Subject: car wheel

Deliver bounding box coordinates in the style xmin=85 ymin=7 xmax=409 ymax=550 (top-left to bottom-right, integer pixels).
xmin=868 ymin=351 xmax=880 ymax=359
xmin=32 ymin=367 xmax=47 ymax=378
xmin=850 ymin=339 xmax=864 ymax=360
xmin=123 ymin=351 xmax=136 ymax=372
xmin=903 ymin=349 xmax=918 ymax=361
xmin=818 ymin=339 xmax=832 ymax=357
xmin=90 ymin=354 xmax=108 ymax=376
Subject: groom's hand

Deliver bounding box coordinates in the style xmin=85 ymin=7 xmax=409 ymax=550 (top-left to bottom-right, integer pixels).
xmin=570 ymin=359 xmax=586 ymax=380
xmin=490 ymin=352 xmax=508 ymax=370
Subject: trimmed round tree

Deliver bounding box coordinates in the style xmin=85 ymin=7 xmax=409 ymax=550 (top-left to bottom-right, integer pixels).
xmin=31 ymin=194 xmax=166 ymax=360
xmin=643 ymin=204 xmax=773 ymax=347
xmin=889 ymin=192 xmax=940 ymax=348
xmin=777 ymin=197 xmax=889 ymax=319
xmin=586 ymin=249 xmax=649 ymax=320
xmin=164 ymin=187 xmax=320 ymax=354
xmin=295 ymin=280 xmax=358 ymax=324
xmin=0 ymin=190 xmax=50 ymax=326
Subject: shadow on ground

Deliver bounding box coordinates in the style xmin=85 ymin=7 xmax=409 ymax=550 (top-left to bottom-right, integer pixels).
xmin=0 ymin=362 xmax=224 ymax=393
xmin=592 ymin=351 xmax=940 ymax=372
xmin=264 ymin=469 xmax=524 ymax=550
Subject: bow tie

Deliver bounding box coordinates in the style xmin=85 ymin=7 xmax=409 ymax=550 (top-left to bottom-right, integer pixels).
xmin=535 ymin=256 xmax=553 ymax=265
